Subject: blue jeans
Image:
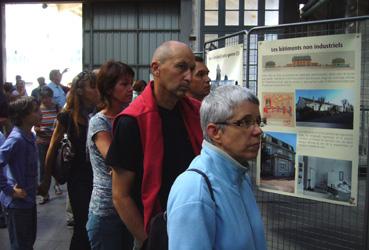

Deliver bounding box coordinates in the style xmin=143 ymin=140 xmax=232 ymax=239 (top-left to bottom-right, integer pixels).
xmin=86 ymin=212 xmax=133 ymax=250
xmin=6 ymin=206 xmax=37 ymax=250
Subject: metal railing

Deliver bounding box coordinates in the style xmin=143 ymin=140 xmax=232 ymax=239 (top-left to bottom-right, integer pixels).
xmin=203 ymin=16 xmax=369 ymax=249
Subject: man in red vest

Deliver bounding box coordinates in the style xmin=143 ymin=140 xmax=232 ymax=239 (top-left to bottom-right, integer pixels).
xmin=106 ymin=41 xmax=203 ymax=249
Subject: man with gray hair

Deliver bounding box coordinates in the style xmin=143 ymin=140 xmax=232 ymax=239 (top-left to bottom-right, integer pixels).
xmin=47 ymin=69 xmax=66 ymax=108
xmin=167 ymin=84 xmax=267 ymax=250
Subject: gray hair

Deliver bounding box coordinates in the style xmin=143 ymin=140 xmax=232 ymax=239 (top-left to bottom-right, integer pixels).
xmin=200 ymin=85 xmax=259 ymax=142
xmin=49 ymin=69 xmax=60 ymax=81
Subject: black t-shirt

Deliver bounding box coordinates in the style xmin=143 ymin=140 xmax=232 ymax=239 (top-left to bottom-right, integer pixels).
xmin=105 ymin=104 xmax=195 ymax=210
xmin=58 ymin=111 xmax=92 ymax=182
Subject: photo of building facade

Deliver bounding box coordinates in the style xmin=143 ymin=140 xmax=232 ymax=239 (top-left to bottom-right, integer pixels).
xmin=261 ymin=133 xmax=296 ymax=179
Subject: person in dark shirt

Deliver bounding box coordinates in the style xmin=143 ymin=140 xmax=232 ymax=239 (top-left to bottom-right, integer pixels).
xmin=39 ymin=71 xmax=100 ymax=250
xmin=31 ymin=77 xmax=46 ymax=102
xmin=106 ymin=40 xmax=202 ymax=249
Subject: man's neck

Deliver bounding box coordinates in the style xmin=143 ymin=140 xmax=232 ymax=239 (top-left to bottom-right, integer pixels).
xmin=186 ymin=93 xmax=202 ymax=101
xmin=52 ymin=81 xmax=60 ymax=86
xmin=153 ymin=83 xmax=179 ymax=110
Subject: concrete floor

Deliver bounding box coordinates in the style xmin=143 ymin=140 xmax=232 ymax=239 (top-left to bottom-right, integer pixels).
xmin=0 ymin=186 xmax=72 ymax=250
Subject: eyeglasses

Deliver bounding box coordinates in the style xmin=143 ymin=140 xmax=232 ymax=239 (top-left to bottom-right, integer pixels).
xmin=215 ymin=115 xmax=266 ymax=129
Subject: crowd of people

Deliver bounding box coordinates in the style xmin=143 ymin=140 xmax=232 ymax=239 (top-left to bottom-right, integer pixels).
xmin=0 ymin=40 xmax=267 ymax=250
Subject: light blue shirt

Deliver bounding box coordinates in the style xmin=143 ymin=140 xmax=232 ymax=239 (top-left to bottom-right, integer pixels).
xmin=167 ymin=140 xmax=267 ymax=250
xmin=48 ymin=81 xmax=66 ymax=108
xmin=0 ymin=127 xmax=38 ymax=208
xmin=0 ymin=132 xmax=5 ymax=146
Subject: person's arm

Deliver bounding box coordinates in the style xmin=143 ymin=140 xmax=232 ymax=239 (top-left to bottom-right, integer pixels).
xmin=112 ymin=167 xmax=147 ymax=244
xmin=34 ymin=125 xmax=41 ymax=134
xmin=0 ymin=140 xmax=16 ymax=197
xmin=0 ymin=138 xmax=27 ymax=199
xmin=38 ymin=120 xmax=65 ymax=195
xmin=94 ymin=131 xmax=112 ymax=159
xmin=167 ymin=174 xmax=216 ymax=250
xmin=12 ymin=184 xmax=27 ymax=199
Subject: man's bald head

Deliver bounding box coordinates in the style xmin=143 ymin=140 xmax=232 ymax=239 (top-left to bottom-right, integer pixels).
xmin=152 ymin=41 xmax=192 ymax=64
xmin=150 ymin=40 xmax=196 ymax=109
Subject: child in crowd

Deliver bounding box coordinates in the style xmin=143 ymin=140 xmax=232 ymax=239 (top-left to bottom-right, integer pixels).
xmin=0 ymin=96 xmax=41 ymax=249
xmin=34 ymin=86 xmax=62 ymax=204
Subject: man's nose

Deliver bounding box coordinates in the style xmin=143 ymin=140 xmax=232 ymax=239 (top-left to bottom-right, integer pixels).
xmin=184 ymin=70 xmax=192 ymax=82
xmin=205 ymin=75 xmax=211 ymax=83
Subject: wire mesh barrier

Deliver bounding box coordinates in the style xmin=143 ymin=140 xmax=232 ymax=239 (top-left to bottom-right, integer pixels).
xmin=204 ymin=16 xmax=369 ymax=250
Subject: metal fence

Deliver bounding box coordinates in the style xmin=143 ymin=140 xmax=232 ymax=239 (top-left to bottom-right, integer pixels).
xmin=204 ymin=16 xmax=369 ymax=250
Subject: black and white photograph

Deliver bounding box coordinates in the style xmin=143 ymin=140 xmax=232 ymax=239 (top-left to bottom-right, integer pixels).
xmin=297 ymin=155 xmax=353 ymax=203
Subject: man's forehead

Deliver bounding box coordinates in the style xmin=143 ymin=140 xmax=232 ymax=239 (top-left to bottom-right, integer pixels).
xmin=171 ymin=49 xmax=194 ymax=60
xmin=171 ymin=55 xmax=195 ymax=67
xmin=195 ymin=61 xmax=209 ymax=71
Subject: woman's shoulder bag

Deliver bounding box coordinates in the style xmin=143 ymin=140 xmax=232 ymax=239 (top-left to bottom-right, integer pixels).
xmin=52 ymin=114 xmax=74 ymax=184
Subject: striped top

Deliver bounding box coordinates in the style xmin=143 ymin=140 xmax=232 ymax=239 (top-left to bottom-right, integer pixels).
xmin=36 ymin=105 xmax=58 ymax=144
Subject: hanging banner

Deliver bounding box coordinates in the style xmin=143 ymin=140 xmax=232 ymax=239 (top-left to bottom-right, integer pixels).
xmin=257 ymin=34 xmax=361 ymax=206
xmin=206 ymin=43 xmax=243 ymax=89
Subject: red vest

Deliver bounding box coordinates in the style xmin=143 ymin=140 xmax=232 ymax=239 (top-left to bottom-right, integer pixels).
xmin=114 ymin=81 xmax=202 ymax=232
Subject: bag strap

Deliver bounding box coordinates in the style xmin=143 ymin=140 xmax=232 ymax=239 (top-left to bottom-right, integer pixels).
xmin=65 ymin=113 xmax=72 ymax=136
xmin=187 ymin=168 xmax=215 ymax=202
xmin=163 ymin=168 xmax=214 ymax=222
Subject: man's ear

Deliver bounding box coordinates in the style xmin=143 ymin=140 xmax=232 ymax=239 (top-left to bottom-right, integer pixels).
xmin=206 ymin=123 xmax=222 ymax=144
xmin=151 ymin=61 xmax=160 ymax=77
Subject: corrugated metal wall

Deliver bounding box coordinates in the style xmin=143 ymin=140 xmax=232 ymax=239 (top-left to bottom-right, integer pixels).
xmin=83 ymin=1 xmax=180 ymax=81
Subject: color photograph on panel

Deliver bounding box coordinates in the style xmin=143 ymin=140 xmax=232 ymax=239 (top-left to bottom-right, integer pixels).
xmin=262 ymin=92 xmax=295 ymax=127
xmin=260 ymin=131 xmax=297 ymax=193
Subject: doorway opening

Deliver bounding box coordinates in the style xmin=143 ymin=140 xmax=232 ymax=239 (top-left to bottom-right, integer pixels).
xmin=5 ymin=3 xmax=82 ymax=94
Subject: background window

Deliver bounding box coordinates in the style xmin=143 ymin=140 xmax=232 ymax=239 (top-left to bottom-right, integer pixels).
xmin=205 ymin=11 xmax=218 ymax=25
xmin=265 ymin=11 xmax=279 ymax=25
xmin=245 ymin=0 xmax=258 ymax=9
xmin=205 ymin=0 xmax=218 ymax=10
xmin=226 ymin=11 xmax=239 ymax=25
xmin=226 ymin=0 xmax=239 ymax=9
xmin=204 ymin=33 xmax=219 ymax=43
xmin=265 ymin=0 xmax=279 ymax=9
xmin=244 ymin=11 xmax=258 ymax=25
